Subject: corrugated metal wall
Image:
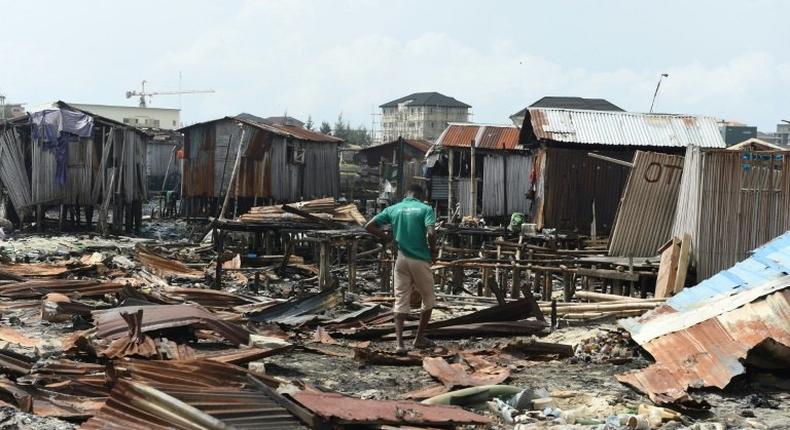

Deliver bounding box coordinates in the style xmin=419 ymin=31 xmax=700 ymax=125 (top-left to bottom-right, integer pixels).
xmin=302 ymin=142 xmax=339 ymax=199
xmin=608 ymin=151 xmax=685 ymax=256
xmin=506 ymin=154 xmax=533 ymax=215
xmin=146 ymin=142 xmax=178 ymax=179
xmin=457 ymin=178 xmax=472 ymax=216
xmin=481 ymin=153 xmax=533 ymax=217
xmin=540 ymin=147 xmax=633 ymax=234
xmin=693 ymin=150 xmax=790 ymax=279
xmin=31 ymin=139 xmax=62 ymax=205
xmin=64 ymin=139 xmax=95 ymax=206
xmin=671 ymin=146 xmax=703 ymax=244
xmin=183 ymin=126 xmax=215 ymax=197
xmin=482 ymin=155 xmax=505 ymax=216
xmin=0 ymin=126 xmax=33 ymax=217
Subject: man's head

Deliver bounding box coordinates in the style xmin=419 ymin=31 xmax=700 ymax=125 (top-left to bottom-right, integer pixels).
xmin=406 ymin=184 xmax=425 ymax=200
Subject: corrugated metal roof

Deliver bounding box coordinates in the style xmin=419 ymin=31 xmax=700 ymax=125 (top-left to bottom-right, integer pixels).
xmin=435 ymin=123 xmax=520 ymax=150
xmin=180 ymin=116 xmax=342 ymax=143
xmin=524 ymin=108 xmax=726 ymax=148
xmin=617 ymin=232 xmax=790 ymax=404
xmin=358 ymin=139 xmax=431 ymax=154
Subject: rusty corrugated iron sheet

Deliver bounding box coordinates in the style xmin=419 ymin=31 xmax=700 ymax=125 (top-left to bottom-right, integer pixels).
xmin=609 ymin=151 xmax=685 ymax=257
xmin=618 ymin=232 xmax=790 ymax=404
xmin=180 ymin=116 xmax=342 ymax=144
xmin=671 ymin=149 xmax=790 ymax=280
xmin=0 ymin=279 xmax=123 ymax=299
xmin=523 ymin=108 xmax=726 ymax=148
xmin=79 ymin=360 xmax=301 ymax=429
xmin=291 ymin=390 xmax=491 ymax=426
xmin=81 ymin=377 xmax=307 ymax=429
xmin=539 ymin=147 xmax=632 ymax=234
xmin=93 ymin=304 xmax=250 ymax=346
xmin=436 ymin=123 xmax=520 ymax=150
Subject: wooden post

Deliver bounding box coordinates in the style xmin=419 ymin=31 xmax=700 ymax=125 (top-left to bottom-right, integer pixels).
xmin=469 ymin=139 xmax=476 ymax=218
xmin=214 ymin=229 xmax=224 ymax=290
xmin=512 ymin=264 xmax=521 ymax=299
xmin=563 ymin=270 xmax=574 ymax=302
xmin=58 ymin=204 xmax=65 ymax=231
xmin=318 ymin=240 xmax=330 ymax=289
xmin=348 ymin=239 xmax=358 ymax=292
xmin=482 ymin=267 xmax=492 ymax=297
xmin=36 ymin=204 xmax=43 ymax=231
xmin=157 ymin=145 xmax=176 ymax=218
xmin=219 ymin=125 xmax=246 ymax=220
xmin=612 ymin=279 xmax=623 ymax=296
xmin=451 ymin=266 xmax=464 ymax=294
xmin=542 ymin=270 xmax=552 ymax=301
xmin=447 ymin=150 xmax=454 ymax=219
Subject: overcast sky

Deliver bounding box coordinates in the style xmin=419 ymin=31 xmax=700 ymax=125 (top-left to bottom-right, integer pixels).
xmin=1 ymin=0 xmax=788 ymax=131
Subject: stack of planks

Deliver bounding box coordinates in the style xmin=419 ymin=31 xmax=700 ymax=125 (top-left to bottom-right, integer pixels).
xmin=239 ymin=197 xmax=366 ymax=226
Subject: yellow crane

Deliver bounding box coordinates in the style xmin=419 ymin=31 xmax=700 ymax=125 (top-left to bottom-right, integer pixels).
xmin=126 ymin=80 xmax=214 ymax=108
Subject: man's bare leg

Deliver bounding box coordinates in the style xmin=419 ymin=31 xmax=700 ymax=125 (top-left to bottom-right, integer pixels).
xmin=413 ymin=308 xmax=434 ymax=348
xmin=394 ymin=312 xmax=407 ymax=354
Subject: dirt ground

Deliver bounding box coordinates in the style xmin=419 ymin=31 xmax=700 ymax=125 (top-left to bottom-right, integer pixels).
xmin=0 ymin=217 xmax=788 ymax=430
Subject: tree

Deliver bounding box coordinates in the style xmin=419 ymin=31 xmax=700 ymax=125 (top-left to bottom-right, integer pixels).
xmin=304 ymin=115 xmax=314 ymax=131
xmin=319 ymin=121 xmax=332 ymax=135
xmin=330 ymin=113 xmax=371 ymax=146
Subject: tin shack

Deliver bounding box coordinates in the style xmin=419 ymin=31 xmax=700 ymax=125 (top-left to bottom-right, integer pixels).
xmin=517 ymin=108 xmax=726 ymax=235
xmin=179 ymin=116 xmax=342 ymax=218
xmin=0 ymin=101 xmax=149 ymax=232
xmin=426 ymin=123 xmax=528 ymax=219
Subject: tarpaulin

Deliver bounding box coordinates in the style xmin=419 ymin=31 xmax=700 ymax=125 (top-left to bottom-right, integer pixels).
xmin=30 ymin=109 xmax=94 ymax=185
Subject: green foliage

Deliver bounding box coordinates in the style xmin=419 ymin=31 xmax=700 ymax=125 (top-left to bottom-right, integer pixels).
xmin=330 ymin=113 xmax=371 ymax=146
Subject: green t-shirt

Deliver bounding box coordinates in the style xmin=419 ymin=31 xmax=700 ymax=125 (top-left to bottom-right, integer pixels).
xmin=374 ymin=197 xmax=436 ymax=262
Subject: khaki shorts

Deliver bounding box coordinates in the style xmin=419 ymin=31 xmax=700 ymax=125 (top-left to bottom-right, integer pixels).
xmin=394 ymin=254 xmax=435 ymax=314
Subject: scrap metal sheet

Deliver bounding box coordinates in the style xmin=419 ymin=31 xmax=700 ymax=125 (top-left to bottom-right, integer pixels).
xmin=291 ymin=390 xmax=490 ymax=426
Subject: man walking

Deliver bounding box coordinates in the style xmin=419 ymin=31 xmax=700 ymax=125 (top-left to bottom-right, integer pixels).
xmin=365 ymin=184 xmax=437 ymax=354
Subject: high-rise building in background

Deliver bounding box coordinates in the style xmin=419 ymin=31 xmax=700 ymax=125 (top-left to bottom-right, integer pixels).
xmin=379 ymin=92 xmax=470 ymax=143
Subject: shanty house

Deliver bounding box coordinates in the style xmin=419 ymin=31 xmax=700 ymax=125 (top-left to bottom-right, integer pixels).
xmin=426 ymin=123 xmax=528 ymax=218
xmin=178 ymin=116 xmax=342 ymax=218
xmin=517 ymin=108 xmax=727 ymax=234
xmin=349 ymin=138 xmax=431 ymax=203
xmin=0 ymin=101 xmax=149 ymax=231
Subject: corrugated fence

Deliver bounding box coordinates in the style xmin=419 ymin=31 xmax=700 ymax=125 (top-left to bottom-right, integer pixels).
xmin=609 ymin=151 xmax=685 ymax=256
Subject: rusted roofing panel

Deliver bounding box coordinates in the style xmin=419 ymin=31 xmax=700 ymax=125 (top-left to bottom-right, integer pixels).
xmin=436 ymin=123 xmax=520 ymax=150
xmin=0 ymin=279 xmax=123 ymax=299
xmin=618 ymin=232 xmax=790 ymax=404
xmin=358 ymin=139 xmax=432 ymax=154
xmin=81 ymin=379 xmax=308 ymax=430
xmin=617 ymin=289 xmax=790 ymax=404
xmin=525 ymin=108 xmax=726 ymax=148
xmin=291 ymin=390 xmax=490 ymax=426
xmin=180 ymin=116 xmax=342 ymax=144
xmin=93 ymin=304 xmax=250 ymax=346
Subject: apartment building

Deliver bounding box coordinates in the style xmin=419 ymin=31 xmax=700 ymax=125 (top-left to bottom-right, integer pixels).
xmin=379 ymin=92 xmax=470 ymax=142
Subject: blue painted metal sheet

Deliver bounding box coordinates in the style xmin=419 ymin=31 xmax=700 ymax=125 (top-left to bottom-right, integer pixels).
xmin=666 ymin=231 xmax=790 ymax=312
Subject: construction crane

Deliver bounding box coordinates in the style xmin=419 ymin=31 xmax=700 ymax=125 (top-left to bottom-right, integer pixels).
xmin=126 ymin=80 xmax=214 ymax=108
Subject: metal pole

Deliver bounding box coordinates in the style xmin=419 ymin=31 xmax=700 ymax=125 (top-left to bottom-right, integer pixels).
xmin=649 ymin=73 xmax=669 ymax=113
xmin=470 ymin=139 xmax=476 ymax=218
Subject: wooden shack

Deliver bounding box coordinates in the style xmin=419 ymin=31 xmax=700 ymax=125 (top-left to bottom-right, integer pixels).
xmin=0 ymin=101 xmax=149 ymax=232
xmin=179 ymin=116 xmax=342 ymax=218
xmin=517 ymin=108 xmax=727 ymax=235
xmin=426 ymin=123 xmax=528 ymax=219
